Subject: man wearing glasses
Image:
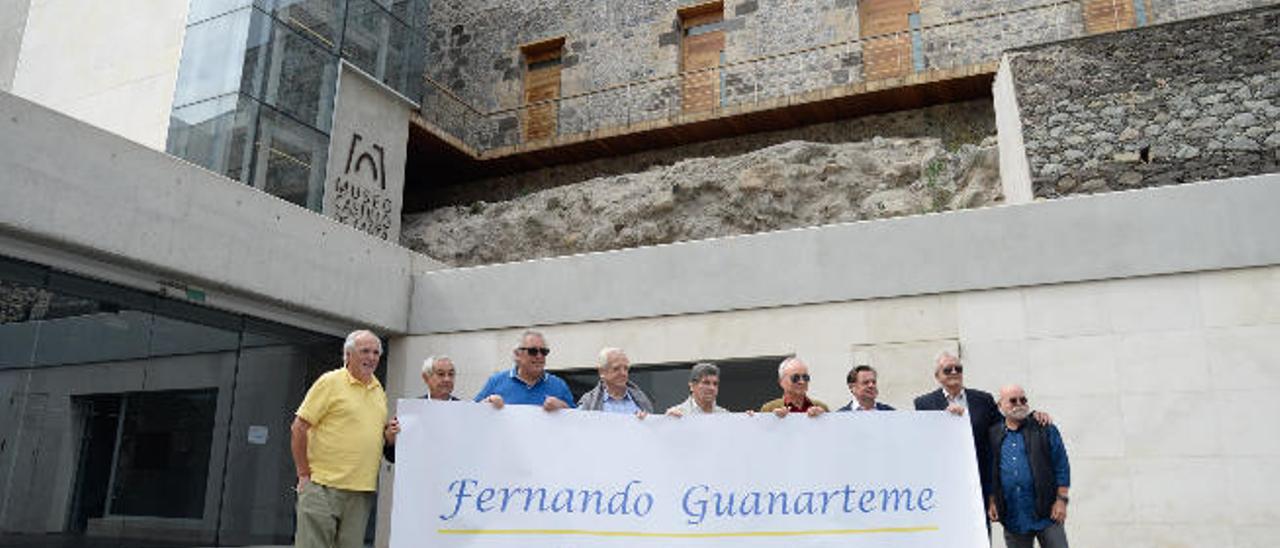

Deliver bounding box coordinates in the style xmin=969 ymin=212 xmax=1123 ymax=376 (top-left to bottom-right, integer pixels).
xmin=987 ymin=385 xmax=1071 ymax=548
xmin=474 ymin=330 xmax=575 ymax=411
xmin=916 ymin=351 xmax=1050 ymax=535
xmin=915 ymin=351 xmax=1003 ymax=524
xmin=760 ymin=356 xmax=829 ymax=417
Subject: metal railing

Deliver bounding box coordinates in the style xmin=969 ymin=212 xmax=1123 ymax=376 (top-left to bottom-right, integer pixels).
xmin=415 ymin=0 xmax=1107 ymax=153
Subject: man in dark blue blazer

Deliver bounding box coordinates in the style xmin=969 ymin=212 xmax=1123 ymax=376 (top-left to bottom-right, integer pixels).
xmin=915 ymin=351 xmax=1050 ymax=534
xmin=836 ymin=365 xmax=895 ymax=411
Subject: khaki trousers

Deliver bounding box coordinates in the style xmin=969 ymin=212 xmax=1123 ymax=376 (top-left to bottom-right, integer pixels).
xmin=295 ymin=481 xmax=374 ymax=548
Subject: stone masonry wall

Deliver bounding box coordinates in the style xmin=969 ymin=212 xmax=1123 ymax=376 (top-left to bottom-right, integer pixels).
xmin=420 ymin=0 xmax=1271 ymax=152
xmin=1013 ymin=6 xmax=1280 ymax=197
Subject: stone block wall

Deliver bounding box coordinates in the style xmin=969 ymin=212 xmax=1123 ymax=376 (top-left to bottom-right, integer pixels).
xmin=920 ymin=0 xmax=1085 ymax=70
xmin=1012 ymin=5 xmax=1280 ymax=197
xmin=420 ymin=0 xmax=1276 ymax=152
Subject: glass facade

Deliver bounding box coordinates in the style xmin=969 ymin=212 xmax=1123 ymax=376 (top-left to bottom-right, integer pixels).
xmin=166 ymin=0 xmax=428 ymax=211
xmin=0 ymin=255 xmax=353 ymax=546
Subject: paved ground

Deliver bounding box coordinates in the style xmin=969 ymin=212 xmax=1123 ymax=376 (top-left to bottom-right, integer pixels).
xmin=0 ymin=535 xmax=190 ymax=548
xmin=0 ymin=535 xmax=291 ymax=548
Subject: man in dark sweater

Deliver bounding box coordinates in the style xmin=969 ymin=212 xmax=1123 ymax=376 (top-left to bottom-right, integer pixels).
xmin=987 ymin=385 xmax=1070 ymax=548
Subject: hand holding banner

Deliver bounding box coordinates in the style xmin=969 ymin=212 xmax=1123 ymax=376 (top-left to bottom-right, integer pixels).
xmin=390 ymin=400 xmax=986 ymax=547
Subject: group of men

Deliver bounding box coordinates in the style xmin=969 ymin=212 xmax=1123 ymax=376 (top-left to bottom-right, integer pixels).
xmin=291 ymin=329 xmax=1071 ymax=548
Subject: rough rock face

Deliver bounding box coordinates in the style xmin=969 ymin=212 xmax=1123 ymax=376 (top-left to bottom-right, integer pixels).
xmin=402 ymin=137 xmax=1000 ymax=267
xmin=0 ymin=282 xmax=48 ymax=323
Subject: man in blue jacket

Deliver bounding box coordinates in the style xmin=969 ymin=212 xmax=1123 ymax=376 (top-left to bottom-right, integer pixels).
xmin=987 ymin=385 xmax=1070 ymax=548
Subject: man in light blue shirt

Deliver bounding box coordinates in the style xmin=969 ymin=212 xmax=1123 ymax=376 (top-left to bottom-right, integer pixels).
xmin=576 ymin=347 xmax=654 ymax=416
xmin=474 ymin=331 xmax=575 ymax=411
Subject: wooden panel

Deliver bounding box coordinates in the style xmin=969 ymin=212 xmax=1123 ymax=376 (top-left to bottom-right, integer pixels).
xmin=860 ymin=0 xmax=918 ymax=36
xmin=677 ymin=0 xmax=724 ymax=24
xmin=682 ymin=30 xmax=723 ymax=114
xmin=863 ymin=33 xmax=911 ymax=80
xmin=524 ymin=61 xmax=560 ymax=142
xmin=1083 ymin=0 xmax=1136 ymax=34
xmin=859 ymin=0 xmax=917 ymax=80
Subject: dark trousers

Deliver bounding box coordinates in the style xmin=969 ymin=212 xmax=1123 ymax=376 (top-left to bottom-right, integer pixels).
xmin=1002 ymin=521 xmax=1068 ymax=548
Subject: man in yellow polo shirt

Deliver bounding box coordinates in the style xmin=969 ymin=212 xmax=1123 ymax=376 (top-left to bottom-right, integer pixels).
xmin=290 ymin=329 xmax=397 ymax=548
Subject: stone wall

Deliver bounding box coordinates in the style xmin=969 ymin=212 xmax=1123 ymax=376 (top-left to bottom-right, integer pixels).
xmin=420 ymin=0 xmax=1110 ymax=151
xmin=418 ymin=98 xmax=994 ymax=208
xmin=1012 ymin=5 xmax=1280 ymax=197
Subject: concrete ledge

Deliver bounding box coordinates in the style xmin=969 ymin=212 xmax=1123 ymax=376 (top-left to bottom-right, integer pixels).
xmin=412 ymin=173 xmax=1280 ymax=334
xmin=0 ymin=91 xmax=413 ymax=333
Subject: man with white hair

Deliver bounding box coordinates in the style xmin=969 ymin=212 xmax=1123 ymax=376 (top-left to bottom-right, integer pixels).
xmin=914 ymin=350 xmax=1004 ymax=533
xmin=915 ymin=350 xmax=1051 ymax=536
xmin=988 ymin=385 xmax=1071 ymax=548
xmin=577 ymin=347 xmax=655 ymax=415
xmin=384 ymin=355 xmax=459 ymax=462
xmin=760 ymin=356 xmax=828 ymax=417
xmin=290 ymin=330 xmax=397 ymax=548
xmin=474 ymin=330 xmax=574 ymax=411
xmin=421 ymin=355 xmax=460 ymax=401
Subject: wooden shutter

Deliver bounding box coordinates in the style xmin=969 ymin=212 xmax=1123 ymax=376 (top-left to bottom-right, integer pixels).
xmin=680 ymin=2 xmax=724 ymax=115
xmin=859 ymin=0 xmax=918 ymax=80
xmin=1083 ymin=0 xmax=1136 ymax=34
xmin=521 ymin=38 xmax=564 ymax=142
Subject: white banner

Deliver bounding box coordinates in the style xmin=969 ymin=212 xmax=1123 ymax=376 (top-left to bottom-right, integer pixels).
xmin=390 ymin=400 xmax=986 ymax=548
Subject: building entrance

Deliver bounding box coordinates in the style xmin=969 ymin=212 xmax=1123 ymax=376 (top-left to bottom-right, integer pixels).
xmin=0 ymin=255 xmax=343 ymax=546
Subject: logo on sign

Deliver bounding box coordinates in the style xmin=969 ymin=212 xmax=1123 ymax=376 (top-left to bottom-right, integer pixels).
xmin=344 ymin=133 xmax=386 ymax=190
xmin=330 ymin=132 xmax=394 ymax=239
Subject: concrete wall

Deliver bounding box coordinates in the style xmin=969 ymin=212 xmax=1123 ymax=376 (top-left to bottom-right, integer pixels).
xmin=994 ymin=54 xmax=1033 ymax=204
xmin=0 ymin=0 xmax=30 ymax=92
xmin=8 ymin=0 xmax=189 ymax=149
xmin=0 ymin=91 xmax=429 ymax=335
xmin=385 ymin=172 xmax=1280 ymax=547
xmin=1013 ymin=5 xmax=1280 ymax=197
